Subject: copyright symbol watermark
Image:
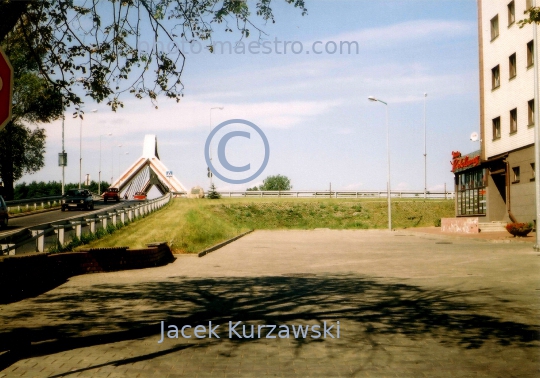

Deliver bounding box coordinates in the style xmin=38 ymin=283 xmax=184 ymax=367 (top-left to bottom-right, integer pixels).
xmin=205 ymin=119 xmax=270 ymax=184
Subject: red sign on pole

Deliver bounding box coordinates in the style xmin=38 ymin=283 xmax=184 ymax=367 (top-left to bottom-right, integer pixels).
xmin=0 ymin=46 xmax=13 ymax=132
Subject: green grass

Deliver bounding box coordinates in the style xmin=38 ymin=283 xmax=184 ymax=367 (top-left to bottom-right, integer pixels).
xmin=84 ymin=199 xmax=249 ymax=253
xmin=86 ymin=198 xmax=454 ymax=254
xmin=209 ymin=198 xmax=454 ymax=230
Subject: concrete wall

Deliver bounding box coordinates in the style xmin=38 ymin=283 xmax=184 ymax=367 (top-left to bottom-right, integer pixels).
xmin=508 ymin=146 xmax=535 ymax=222
xmin=441 ymin=217 xmax=479 ymax=233
xmin=0 ymin=243 xmax=175 ymax=304
xmin=486 ymin=171 xmax=509 ymax=222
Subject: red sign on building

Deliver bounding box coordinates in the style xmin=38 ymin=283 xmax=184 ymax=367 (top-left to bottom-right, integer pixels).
xmin=0 ymin=46 xmax=13 ymax=131
xmin=451 ymin=151 xmax=481 ymax=172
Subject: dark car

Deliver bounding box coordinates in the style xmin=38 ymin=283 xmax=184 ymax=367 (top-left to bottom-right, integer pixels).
xmin=61 ymin=189 xmax=94 ymax=211
xmin=0 ymin=195 xmax=8 ymax=228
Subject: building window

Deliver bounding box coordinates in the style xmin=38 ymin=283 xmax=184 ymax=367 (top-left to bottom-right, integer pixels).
xmin=532 ymin=163 xmax=536 ymax=181
xmin=510 ymin=108 xmax=517 ymax=133
xmin=508 ymin=1 xmax=515 ymax=25
xmin=491 ymin=15 xmax=499 ymax=40
xmin=456 ymin=168 xmax=487 ymax=216
xmin=527 ymin=40 xmax=534 ymax=67
xmin=509 ymin=53 xmax=517 ymax=78
xmin=492 ymin=65 xmax=500 ymax=89
xmin=512 ymin=166 xmax=520 ymax=183
xmin=529 ymin=99 xmax=535 ymax=126
xmin=526 ymin=0 xmax=533 ymax=10
xmin=492 ymin=117 xmax=501 ymax=139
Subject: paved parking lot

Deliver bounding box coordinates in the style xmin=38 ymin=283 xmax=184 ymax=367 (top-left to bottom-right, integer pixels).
xmin=1 ymin=229 xmax=539 ymax=377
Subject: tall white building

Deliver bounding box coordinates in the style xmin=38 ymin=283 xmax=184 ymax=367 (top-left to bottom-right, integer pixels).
xmin=452 ymin=0 xmax=538 ymax=223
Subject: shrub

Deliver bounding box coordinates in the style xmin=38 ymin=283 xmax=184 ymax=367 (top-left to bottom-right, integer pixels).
xmin=434 ymin=218 xmax=441 ymax=227
xmin=106 ymin=223 xmax=117 ymax=234
xmin=207 ymin=183 xmax=221 ymax=199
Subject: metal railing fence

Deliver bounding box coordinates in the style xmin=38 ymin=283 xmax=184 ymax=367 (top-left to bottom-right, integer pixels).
xmin=5 ymin=193 xmax=103 ymax=214
xmin=0 ymin=193 xmax=172 ymax=256
xmin=210 ymin=190 xmax=455 ymax=199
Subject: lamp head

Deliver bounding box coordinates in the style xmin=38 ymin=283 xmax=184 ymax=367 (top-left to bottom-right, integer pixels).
xmin=368 ymin=96 xmax=377 ymax=102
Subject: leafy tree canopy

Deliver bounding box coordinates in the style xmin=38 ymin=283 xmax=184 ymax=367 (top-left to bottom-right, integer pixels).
xmin=0 ymin=25 xmax=63 ymax=199
xmin=259 ymin=174 xmax=292 ymax=191
xmin=0 ymin=0 xmax=307 ymax=111
xmin=0 ymin=122 xmax=46 ymax=199
xmin=518 ymin=6 xmax=540 ymax=27
xmin=13 ymin=180 xmax=110 ymax=200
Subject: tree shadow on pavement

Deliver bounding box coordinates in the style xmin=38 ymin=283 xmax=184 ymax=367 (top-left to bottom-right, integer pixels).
xmin=1 ymin=274 xmax=539 ymax=373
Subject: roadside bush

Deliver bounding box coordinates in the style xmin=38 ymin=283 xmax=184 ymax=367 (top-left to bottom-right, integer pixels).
xmin=207 ymin=183 xmax=221 ymax=199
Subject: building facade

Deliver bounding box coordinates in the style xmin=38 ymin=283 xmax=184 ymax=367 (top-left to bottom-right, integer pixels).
xmin=453 ymin=0 xmax=538 ymax=223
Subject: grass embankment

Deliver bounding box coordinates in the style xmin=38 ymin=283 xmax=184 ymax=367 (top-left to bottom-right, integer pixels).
xmin=86 ymin=198 xmax=454 ymax=254
xmin=209 ymin=199 xmax=454 ymax=230
xmin=83 ymin=199 xmax=249 ymax=253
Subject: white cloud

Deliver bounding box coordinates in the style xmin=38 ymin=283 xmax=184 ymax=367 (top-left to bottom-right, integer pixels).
xmin=41 ymin=97 xmax=342 ymax=144
xmin=428 ymin=184 xmax=448 ymax=192
xmin=342 ymin=182 xmax=363 ymax=190
xmin=395 ymin=182 xmax=411 ymax=190
xmin=314 ymin=20 xmax=475 ymax=48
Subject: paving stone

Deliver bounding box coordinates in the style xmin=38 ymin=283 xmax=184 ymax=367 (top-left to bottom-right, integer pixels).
xmin=1 ymin=230 xmax=539 ymax=377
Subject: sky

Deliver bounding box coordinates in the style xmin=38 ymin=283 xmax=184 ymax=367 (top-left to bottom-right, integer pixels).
xmin=19 ymin=0 xmax=482 ymax=194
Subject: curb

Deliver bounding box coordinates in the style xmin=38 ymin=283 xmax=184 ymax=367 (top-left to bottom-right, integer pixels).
xmin=406 ymin=230 xmax=535 ymax=244
xmin=198 ymin=230 xmax=254 ymax=257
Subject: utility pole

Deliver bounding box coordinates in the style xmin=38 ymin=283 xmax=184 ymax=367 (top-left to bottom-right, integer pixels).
xmin=61 ymin=105 xmax=65 ymax=195
xmin=423 ymin=93 xmax=427 ymax=199
xmin=78 ymin=107 xmax=83 ymax=189
xmin=533 ymin=0 xmax=540 ymax=250
xmin=209 ymin=107 xmax=224 ymax=187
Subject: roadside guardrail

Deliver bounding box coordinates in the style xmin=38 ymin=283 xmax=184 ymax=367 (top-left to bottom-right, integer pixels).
xmin=5 ymin=192 xmax=103 ymax=214
xmin=204 ymin=190 xmax=455 ymax=199
xmin=6 ymin=196 xmax=63 ymax=214
xmin=0 ymin=193 xmax=172 ymax=256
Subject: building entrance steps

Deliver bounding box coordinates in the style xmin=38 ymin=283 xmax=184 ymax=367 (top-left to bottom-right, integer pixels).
xmin=479 ymin=221 xmax=507 ymax=232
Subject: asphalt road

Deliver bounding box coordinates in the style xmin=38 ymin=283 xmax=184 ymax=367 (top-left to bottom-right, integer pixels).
xmin=0 ymin=200 xmax=138 ymax=238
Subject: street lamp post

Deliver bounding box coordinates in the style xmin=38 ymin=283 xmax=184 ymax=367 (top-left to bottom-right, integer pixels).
xmin=368 ymin=96 xmax=392 ymax=231
xmin=99 ymin=132 xmax=112 ymax=195
xmin=61 ymin=102 xmax=65 ymax=195
xmin=77 ymin=108 xmax=97 ymax=189
xmin=209 ymin=107 xmax=224 ymax=186
xmin=423 ymin=93 xmax=428 ymax=199
xmin=77 ymin=106 xmax=84 ymax=189
xmin=111 ymin=142 xmax=114 ymax=185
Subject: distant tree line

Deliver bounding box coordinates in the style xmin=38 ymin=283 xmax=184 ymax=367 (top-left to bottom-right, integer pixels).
xmin=246 ymin=175 xmax=292 ymax=191
xmin=10 ymin=181 xmax=110 ymax=200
